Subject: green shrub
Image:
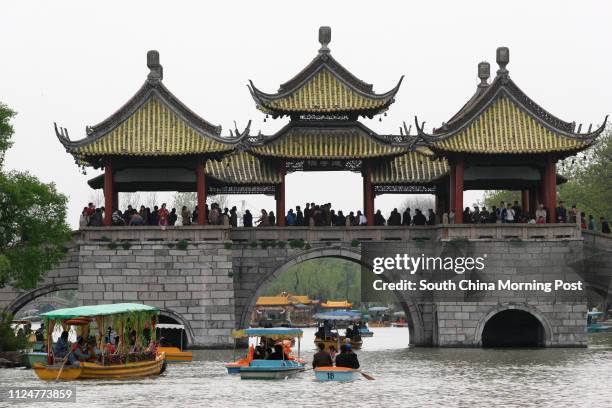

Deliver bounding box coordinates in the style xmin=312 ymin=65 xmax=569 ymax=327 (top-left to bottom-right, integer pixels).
xmin=248 ymin=240 xmax=258 ymax=248
xmin=277 ymin=241 xmax=287 ymax=249
xmin=121 ymin=241 xmax=132 ymax=250
xmin=224 ymin=242 xmax=233 ymax=249
xmin=288 ymin=239 xmax=305 ymax=249
xmin=176 ymin=239 xmax=189 ymax=250
xmin=350 ymin=239 xmax=360 ymax=247
xmin=107 ymin=241 xmax=119 ymax=250
xmin=0 ymin=312 xmax=29 ymax=352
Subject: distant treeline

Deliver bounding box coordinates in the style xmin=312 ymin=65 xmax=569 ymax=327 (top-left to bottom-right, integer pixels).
xmin=260 ymin=258 xmax=361 ymax=304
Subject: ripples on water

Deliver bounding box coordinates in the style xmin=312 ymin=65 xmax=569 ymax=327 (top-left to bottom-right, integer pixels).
xmin=2 ymin=328 xmax=611 ymax=408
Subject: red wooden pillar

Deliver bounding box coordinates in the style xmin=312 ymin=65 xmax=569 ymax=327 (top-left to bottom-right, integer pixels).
xmin=276 ymin=165 xmax=286 ymax=227
xmin=196 ymin=162 xmax=207 ymax=225
xmin=103 ymin=161 xmax=113 ymax=226
xmin=449 ymin=165 xmax=456 ymax=216
xmin=545 ymin=156 xmax=557 ymax=223
xmin=363 ymin=161 xmax=374 ymax=226
xmin=529 ymin=187 xmax=538 ymax=217
xmin=521 ymin=190 xmax=529 ymax=215
xmin=454 ymin=156 xmax=464 ymax=224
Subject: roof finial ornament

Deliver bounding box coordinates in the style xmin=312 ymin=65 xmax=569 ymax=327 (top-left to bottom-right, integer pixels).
xmin=147 ymin=50 xmax=163 ymax=82
xmin=496 ymin=47 xmax=509 ymax=76
xmin=318 ymin=26 xmax=331 ymax=54
xmin=478 ymin=62 xmax=490 ymax=88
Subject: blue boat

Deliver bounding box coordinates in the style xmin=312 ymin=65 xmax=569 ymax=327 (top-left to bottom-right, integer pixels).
xmin=358 ymin=326 xmax=374 ymax=338
xmin=587 ymin=311 xmax=612 ymax=333
xmin=240 ymin=359 xmax=305 ymax=380
xmin=314 ymin=366 xmax=361 ymax=382
xmin=227 ymin=328 xmax=306 ymax=379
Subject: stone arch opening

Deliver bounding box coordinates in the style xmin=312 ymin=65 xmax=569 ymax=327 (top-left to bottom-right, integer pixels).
xmin=157 ymin=310 xmax=195 ymax=349
xmin=481 ymin=309 xmax=546 ymax=347
xmin=5 ymin=282 xmax=78 ymax=316
xmin=237 ymin=245 xmax=425 ymax=345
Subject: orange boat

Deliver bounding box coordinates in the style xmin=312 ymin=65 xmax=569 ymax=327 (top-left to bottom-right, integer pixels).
xmin=156 ymin=324 xmax=193 ymax=362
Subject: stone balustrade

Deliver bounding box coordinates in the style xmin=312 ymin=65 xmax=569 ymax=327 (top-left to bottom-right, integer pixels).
xmin=80 ymin=224 xmax=582 ymax=243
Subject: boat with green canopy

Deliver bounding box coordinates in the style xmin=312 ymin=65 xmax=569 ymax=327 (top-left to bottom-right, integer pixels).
xmin=33 ymin=303 xmax=166 ymax=381
xmin=227 ymin=328 xmax=305 ymax=379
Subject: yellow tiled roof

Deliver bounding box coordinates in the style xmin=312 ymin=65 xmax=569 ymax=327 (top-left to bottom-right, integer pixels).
xmin=205 ymin=152 xmax=281 ymax=185
xmin=250 ymin=127 xmax=408 ymax=159
xmin=372 ymin=151 xmax=449 ymax=184
xmin=258 ymin=69 xmax=394 ymax=113
xmin=74 ymin=97 xmax=232 ymax=156
xmin=255 ymin=294 xmax=316 ymax=306
xmin=256 ymin=296 xmax=292 ymax=306
xmin=431 ymin=95 xmax=590 ymax=154
xmin=321 ymin=300 xmax=352 ymax=308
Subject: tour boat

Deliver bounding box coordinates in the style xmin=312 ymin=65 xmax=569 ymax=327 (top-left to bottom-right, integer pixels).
xmin=313 ymin=311 xmax=364 ymax=350
xmin=23 ymin=351 xmax=48 ymax=368
xmin=314 ymin=366 xmax=361 ymax=382
xmin=358 ymin=325 xmax=374 ymax=338
xmin=227 ymin=328 xmax=305 ymax=379
xmin=587 ymin=311 xmax=612 ymax=333
xmin=156 ymin=323 xmax=192 ymax=362
xmin=33 ymin=354 xmax=166 ymax=380
xmin=33 ymin=303 xmax=167 ymax=381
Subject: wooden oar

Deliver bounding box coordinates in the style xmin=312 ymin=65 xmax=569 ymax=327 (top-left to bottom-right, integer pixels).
xmin=54 ymin=351 xmax=73 ymax=381
xmin=358 ymin=370 xmax=375 ymax=380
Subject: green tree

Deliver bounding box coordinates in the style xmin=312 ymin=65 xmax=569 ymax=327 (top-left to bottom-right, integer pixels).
xmin=558 ymin=129 xmax=612 ymax=219
xmin=261 ymin=258 xmax=362 ymax=305
xmin=0 ymin=103 xmax=71 ymax=289
xmin=482 ymin=190 xmax=521 ymax=210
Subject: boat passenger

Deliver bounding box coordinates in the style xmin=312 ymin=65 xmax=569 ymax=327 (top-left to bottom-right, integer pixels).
xmin=72 ymin=336 xmax=90 ymax=362
xmin=86 ymin=336 xmax=102 ymax=362
xmin=266 ymin=343 xmax=289 ymax=360
xmin=335 ymin=344 xmax=360 ymax=369
xmin=53 ymin=330 xmax=77 ymax=365
xmin=312 ymin=342 xmax=333 ymax=368
xmin=328 ymin=345 xmax=337 ymax=362
xmin=253 ymin=345 xmax=266 ymax=360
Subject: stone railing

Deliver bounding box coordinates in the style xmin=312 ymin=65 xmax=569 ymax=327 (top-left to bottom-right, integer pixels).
xmin=439 ymin=224 xmax=581 ymax=240
xmin=80 ymin=226 xmax=230 ymax=242
xmin=582 ymin=230 xmax=612 ymax=250
xmin=79 ymin=224 xmax=582 ymax=243
xmin=229 ymin=226 xmax=438 ymax=242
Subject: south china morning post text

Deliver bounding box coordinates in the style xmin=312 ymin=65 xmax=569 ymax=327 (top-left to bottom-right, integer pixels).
xmin=360 ymin=252 xmax=584 ymax=301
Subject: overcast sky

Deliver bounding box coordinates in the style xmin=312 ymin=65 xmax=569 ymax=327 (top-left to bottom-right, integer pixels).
xmin=2 ymin=1 xmax=610 ymax=228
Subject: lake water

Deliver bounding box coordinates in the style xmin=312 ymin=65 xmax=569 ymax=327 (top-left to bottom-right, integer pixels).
xmin=2 ymin=328 xmax=612 ymax=408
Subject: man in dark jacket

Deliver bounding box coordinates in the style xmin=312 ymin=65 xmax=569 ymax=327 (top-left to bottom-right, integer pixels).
xmin=296 ymin=206 xmax=304 ymax=226
xmin=312 ymin=342 xmax=333 ymax=368
xmin=412 ymin=209 xmax=427 ymax=226
xmin=335 ymin=344 xmax=359 ymax=369
xmin=243 ymin=210 xmax=253 ymax=227
xmin=266 ymin=344 xmax=288 ymax=360
xmin=402 ymin=208 xmax=412 ymax=226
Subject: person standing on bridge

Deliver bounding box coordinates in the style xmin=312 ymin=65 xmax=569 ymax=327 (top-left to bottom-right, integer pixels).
xmin=243 ymin=210 xmax=253 ymax=227
xmin=600 ymin=217 xmax=610 ymax=234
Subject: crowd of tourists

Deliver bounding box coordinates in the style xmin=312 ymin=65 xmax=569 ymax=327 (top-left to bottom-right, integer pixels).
xmin=457 ymin=200 xmax=610 ymax=232
xmin=52 ymin=326 xmax=158 ymax=365
xmin=79 ymin=199 xmax=610 ymax=232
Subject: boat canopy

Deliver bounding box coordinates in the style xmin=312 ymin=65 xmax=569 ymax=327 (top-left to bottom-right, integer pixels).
xmin=313 ymin=310 xmax=362 ymax=321
xmin=587 ymin=311 xmax=604 ymax=317
xmin=156 ymin=323 xmax=185 ymax=330
xmin=368 ymin=306 xmax=390 ymax=312
xmin=41 ymin=303 xmax=159 ymax=319
xmin=232 ymin=328 xmax=303 ymax=340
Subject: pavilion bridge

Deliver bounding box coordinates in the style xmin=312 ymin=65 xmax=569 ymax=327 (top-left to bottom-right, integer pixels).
xmin=5 ymin=27 xmax=610 ymax=348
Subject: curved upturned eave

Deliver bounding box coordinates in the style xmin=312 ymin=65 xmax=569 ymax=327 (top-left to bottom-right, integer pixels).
xmin=59 ymin=79 xmax=239 ymax=152
xmin=417 ymin=84 xmax=607 ymax=152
